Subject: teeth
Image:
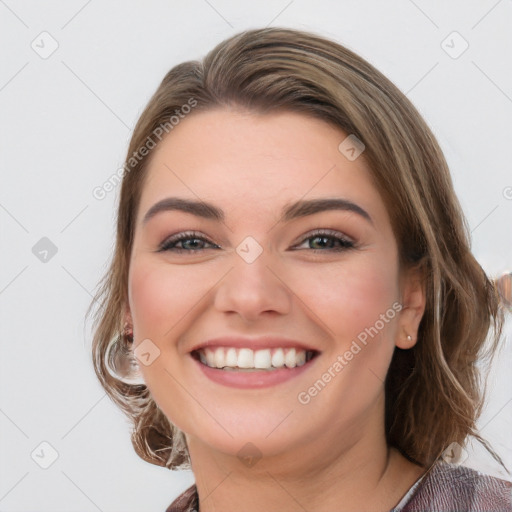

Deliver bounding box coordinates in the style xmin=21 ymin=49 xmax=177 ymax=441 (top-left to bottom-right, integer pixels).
xmin=214 ymin=348 xmax=225 ymax=368
xmin=285 ymin=348 xmax=296 ymax=368
xmin=238 ymin=348 xmax=254 ymax=368
xmin=225 ymin=347 xmax=238 ymax=366
xmin=205 ymin=348 xmax=215 ymax=367
xmin=254 ymin=349 xmax=271 ymax=369
xmin=271 ymin=348 xmax=285 ymax=368
xmin=196 ymin=346 xmax=313 ymax=370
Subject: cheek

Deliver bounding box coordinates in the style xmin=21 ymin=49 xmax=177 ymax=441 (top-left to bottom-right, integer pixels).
xmin=128 ymin=258 xmax=209 ymax=339
xmin=296 ymin=259 xmax=401 ymax=416
xmin=127 ymin=259 xmax=206 ymax=429
xmin=294 ymin=257 xmax=400 ymax=346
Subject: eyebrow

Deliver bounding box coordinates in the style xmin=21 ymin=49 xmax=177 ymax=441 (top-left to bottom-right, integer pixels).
xmin=142 ymin=197 xmax=373 ymax=226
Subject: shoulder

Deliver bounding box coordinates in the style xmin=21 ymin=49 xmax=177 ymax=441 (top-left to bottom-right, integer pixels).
xmin=165 ymin=484 xmax=198 ymax=512
xmin=401 ymin=460 xmax=512 ymax=512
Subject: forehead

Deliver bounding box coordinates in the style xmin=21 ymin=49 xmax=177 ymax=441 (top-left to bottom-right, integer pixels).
xmin=137 ymin=108 xmax=387 ymax=226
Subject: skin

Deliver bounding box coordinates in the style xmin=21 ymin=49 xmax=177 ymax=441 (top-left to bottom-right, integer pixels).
xmin=126 ymin=108 xmax=427 ymax=511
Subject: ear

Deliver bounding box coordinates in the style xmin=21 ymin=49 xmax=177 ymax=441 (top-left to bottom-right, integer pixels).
xmin=124 ymin=302 xmax=133 ymax=329
xmin=396 ymin=263 xmax=426 ymax=349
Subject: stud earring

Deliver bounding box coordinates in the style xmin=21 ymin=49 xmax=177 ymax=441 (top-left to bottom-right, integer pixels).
xmin=407 ymin=334 xmax=412 ymax=342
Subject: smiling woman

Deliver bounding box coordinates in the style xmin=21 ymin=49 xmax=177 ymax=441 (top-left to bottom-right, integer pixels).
xmin=87 ymin=28 xmax=512 ymax=512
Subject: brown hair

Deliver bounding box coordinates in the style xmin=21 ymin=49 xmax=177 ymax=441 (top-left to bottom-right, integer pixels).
xmin=87 ymin=27 xmax=507 ymax=471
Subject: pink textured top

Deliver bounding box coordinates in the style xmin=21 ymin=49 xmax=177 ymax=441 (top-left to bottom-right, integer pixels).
xmin=165 ymin=460 xmax=512 ymax=512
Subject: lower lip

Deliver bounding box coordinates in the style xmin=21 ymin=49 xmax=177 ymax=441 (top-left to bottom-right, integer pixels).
xmin=191 ymin=355 xmax=318 ymax=389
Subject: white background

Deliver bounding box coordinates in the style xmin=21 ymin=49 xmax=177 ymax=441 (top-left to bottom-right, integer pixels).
xmin=1 ymin=1 xmax=511 ymax=511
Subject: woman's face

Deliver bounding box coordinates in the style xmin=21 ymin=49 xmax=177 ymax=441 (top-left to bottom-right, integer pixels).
xmin=127 ymin=108 xmax=417 ymax=460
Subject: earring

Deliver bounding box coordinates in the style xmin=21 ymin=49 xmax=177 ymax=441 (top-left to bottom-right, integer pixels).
xmin=407 ymin=334 xmax=412 ymax=341
xmin=104 ymin=325 xmax=146 ymax=386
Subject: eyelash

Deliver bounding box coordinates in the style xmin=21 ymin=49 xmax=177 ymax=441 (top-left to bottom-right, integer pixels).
xmin=157 ymin=229 xmax=355 ymax=254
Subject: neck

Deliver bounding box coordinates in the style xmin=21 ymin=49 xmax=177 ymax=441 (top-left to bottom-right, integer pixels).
xmin=185 ymin=397 xmax=424 ymax=512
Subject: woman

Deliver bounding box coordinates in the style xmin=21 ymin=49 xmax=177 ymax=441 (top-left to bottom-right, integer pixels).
xmin=88 ymin=28 xmax=512 ymax=511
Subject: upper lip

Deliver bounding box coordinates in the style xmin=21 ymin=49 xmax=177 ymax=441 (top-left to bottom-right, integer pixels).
xmin=189 ymin=336 xmax=320 ymax=353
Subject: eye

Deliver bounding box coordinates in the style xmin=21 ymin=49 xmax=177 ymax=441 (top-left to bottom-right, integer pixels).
xmin=157 ymin=231 xmax=219 ymax=253
xmin=156 ymin=229 xmax=355 ymax=254
xmin=292 ymin=229 xmax=355 ymax=252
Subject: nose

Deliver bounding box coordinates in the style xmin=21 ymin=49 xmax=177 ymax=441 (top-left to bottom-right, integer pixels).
xmin=213 ymin=248 xmax=292 ymax=322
